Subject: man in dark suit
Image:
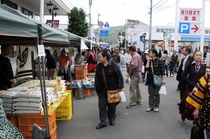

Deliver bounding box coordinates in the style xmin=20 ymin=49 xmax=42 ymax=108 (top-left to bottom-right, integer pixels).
xmin=176 ymin=46 xmax=192 ymax=100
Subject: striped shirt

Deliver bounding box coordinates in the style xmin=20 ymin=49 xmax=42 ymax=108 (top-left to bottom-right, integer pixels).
xmin=186 ymin=73 xmax=210 ymax=110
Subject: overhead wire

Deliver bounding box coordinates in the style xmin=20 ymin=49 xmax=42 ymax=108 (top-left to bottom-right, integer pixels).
xmin=153 ymin=0 xmax=181 ymax=15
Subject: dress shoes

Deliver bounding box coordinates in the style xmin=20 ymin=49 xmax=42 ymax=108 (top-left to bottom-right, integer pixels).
xmin=109 ymin=121 xmax=115 ymax=126
xmin=96 ymin=124 xmax=107 ymax=129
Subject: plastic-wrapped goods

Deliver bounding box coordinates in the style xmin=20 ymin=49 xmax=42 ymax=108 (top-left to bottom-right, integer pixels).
xmin=0 ymin=91 xmax=18 ymax=98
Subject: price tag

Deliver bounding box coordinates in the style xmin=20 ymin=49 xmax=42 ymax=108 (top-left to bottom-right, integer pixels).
xmin=52 ymin=103 xmax=60 ymax=108
xmin=62 ymin=92 xmax=68 ymax=96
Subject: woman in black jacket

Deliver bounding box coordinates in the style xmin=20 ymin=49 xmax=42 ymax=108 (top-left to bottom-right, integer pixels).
xmin=95 ymin=49 xmax=124 ymax=129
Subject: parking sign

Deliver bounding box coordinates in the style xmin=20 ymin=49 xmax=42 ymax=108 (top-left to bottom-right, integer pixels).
xmin=179 ymin=22 xmax=190 ymax=34
xmin=179 ymin=22 xmax=200 ymax=34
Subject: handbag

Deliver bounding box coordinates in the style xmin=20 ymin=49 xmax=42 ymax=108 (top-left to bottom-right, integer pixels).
xmin=151 ymin=61 xmax=162 ymax=87
xmin=190 ymin=123 xmax=204 ymax=139
xmin=102 ymin=67 xmax=119 ymax=103
xmin=153 ymin=74 xmax=162 ymax=87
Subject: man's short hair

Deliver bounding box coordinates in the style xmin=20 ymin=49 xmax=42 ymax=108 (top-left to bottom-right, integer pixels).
xmin=1 ymin=44 xmax=10 ymax=50
xmin=185 ymin=46 xmax=192 ymax=54
xmin=129 ymin=46 xmax=136 ymax=52
xmin=114 ymin=46 xmax=120 ymax=50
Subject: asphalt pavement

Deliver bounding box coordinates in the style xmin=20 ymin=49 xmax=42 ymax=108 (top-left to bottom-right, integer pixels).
xmin=57 ymin=76 xmax=194 ymax=139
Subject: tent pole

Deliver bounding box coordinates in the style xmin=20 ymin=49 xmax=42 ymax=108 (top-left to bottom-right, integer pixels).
xmin=37 ymin=31 xmax=50 ymax=138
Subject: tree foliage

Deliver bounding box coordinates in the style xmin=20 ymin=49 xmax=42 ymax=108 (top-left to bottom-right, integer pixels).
xmin=67 ymin=7 xmax=89 ymax=37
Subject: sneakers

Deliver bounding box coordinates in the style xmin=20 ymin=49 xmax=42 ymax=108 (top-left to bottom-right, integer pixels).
xmin=126 ymin=105 xmax=137 ymax=109
xmin=153 ymin=107 xmax=159 ymax=112
xmin=146 ymin=107 xmax=159 ymax=112
xmin=146 ymin=107 xmax=153 ymax=112
xmin=137 ymin=102 xmax=142 ymax=105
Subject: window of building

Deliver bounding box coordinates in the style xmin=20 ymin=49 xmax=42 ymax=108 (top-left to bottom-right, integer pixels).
xmin=156 ymin=28 xmax=160 ymax=32
xmin=22 ymin=7 xmax=33 ymax=18
xmin=1 ymin=0 xmax=17 ymax=9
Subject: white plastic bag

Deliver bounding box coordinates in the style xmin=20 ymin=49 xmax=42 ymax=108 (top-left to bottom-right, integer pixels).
xmin=158 ymin=85 xmax=167 ymax=95
xmin=119 ymin=91 xmax=126 ymax=102
xmin=142 ymin=66 xmax=145 ymax=73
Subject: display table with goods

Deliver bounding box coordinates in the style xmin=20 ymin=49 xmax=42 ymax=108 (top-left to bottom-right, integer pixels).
xmin=2 ymin=80 xmax=73 ymax=139
xmin=72 ymin=65 xmax=95 ymax=97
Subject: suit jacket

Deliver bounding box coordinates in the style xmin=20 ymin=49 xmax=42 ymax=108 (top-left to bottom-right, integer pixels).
xmin=176 ymin=55 xmax=192 ymax=82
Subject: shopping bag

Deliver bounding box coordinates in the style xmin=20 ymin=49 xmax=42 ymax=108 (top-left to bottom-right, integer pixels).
xmin=142 ymin=66 xmax=145 ymax=73
xmin=119 ymin=91 xmax=126 ymax=102
xmin=158 ymin=85 xmax=167 ymax=95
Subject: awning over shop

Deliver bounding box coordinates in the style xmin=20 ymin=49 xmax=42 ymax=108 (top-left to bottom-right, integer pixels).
xmin=0 ymin=4 xmax=69 ymax=46
xmin=0 ymin=4 xmax=38 ymax=44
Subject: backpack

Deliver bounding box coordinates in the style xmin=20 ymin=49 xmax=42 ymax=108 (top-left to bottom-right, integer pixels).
xmin=92 ymin=52 xmax=98 ymax=64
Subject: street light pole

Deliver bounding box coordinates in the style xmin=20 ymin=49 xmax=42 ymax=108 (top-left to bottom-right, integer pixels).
xmin=46 ymin=1 xmax=59 ymax=27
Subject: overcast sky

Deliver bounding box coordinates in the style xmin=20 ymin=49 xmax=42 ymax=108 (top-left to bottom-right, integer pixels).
xmin=49 ymin=0 xmax=210 ymax=27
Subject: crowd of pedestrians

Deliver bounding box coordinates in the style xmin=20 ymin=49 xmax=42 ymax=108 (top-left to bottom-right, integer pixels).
xmin=93 ymin=45 xmax=210 ymax=139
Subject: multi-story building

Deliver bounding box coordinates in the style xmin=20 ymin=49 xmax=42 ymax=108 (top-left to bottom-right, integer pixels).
xmin=129 ymin=24 xmax=210 ymax=53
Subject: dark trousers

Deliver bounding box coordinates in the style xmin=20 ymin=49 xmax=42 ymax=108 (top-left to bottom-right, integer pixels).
xmin=0 ymin=83 xmax=12 ymax=90
xmin=164 ymin=65 xmax=168 ymax=76
xmin=98 ymin=93 xmax=116 ymax=125
xmin=58 ymin=71 xmax=69 ymax=81
xmin=179 ymin=78 xmax=187 ymax=100
xmin=148 ymin=84 xmax=161 ymax=108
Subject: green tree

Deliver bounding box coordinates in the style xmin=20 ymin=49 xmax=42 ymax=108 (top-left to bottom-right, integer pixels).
xmin=67 ymin=7 xmax=89 ymax=37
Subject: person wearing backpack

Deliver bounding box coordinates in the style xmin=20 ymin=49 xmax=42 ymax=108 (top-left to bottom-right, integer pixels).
xmin=86 ymin=49 xmax=97 ymax=72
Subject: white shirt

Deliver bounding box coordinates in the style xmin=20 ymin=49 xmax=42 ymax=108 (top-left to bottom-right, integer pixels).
xmin=124 ymin=53 xmax=132 ymax=64
xmin=182 ymin=55 xmax=190 ymax=71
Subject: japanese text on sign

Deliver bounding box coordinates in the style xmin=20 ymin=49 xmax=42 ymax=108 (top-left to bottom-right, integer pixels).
xmin=179 ymin=8 xmax=201 ymax=22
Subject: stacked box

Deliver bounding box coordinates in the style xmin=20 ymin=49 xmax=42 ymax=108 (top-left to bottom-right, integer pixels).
xmin=75 ymin=67 xmax=87 ymax=80
xmin=75 ymin=88 xmax=92 ymax=97
xmin=56 ymin=91 xmax=72 ymax=120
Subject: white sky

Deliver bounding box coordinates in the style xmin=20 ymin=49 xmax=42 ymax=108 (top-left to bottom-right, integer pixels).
xmin=50 ymin=0 xmax=210 ymax=27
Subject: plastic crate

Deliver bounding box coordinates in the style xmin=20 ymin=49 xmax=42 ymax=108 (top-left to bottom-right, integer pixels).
xmin=84 ymin=84 xmax=94 ymax=88
xmin=18 ymin=111 xmax=57 ymax=137
xmin=59 ymin=91 xmax=72 ymax=107
xmin=56 ymin=107 xmax=72 ymax=120
xmin=71 ymin=83 xmax=79 ymax=88
xmin=75 ymin=88 xmax=92 ymax=97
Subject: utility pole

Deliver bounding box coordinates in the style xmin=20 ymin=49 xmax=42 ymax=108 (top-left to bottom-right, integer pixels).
xmin=200 ymin=0 xmax=206 ymax=56
xmin=89 ymin=0 xmax=92 ymax=49
xmin=148 ymin=0 xmax=152 ymax=49
xmin=174 ymin=0 xmax=179 ymax=52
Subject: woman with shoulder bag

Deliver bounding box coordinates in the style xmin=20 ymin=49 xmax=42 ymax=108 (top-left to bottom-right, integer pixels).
xmin=145 ymin=48 xmax=165 ymax=112
xmin=95 ymin=49 xmax=124 ymax=129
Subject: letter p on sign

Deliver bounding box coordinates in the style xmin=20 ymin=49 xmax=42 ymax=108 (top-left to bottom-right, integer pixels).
xmin=179 ymin=22 xmax=190 ymax=34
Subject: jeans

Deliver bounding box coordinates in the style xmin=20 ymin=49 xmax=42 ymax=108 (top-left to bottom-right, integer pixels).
xmin=206 ymin=130 xmax=210 ymax=139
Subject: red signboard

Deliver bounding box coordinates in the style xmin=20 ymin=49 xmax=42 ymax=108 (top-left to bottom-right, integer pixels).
xmin=46 ymin=20 xmax=59 ymax=27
